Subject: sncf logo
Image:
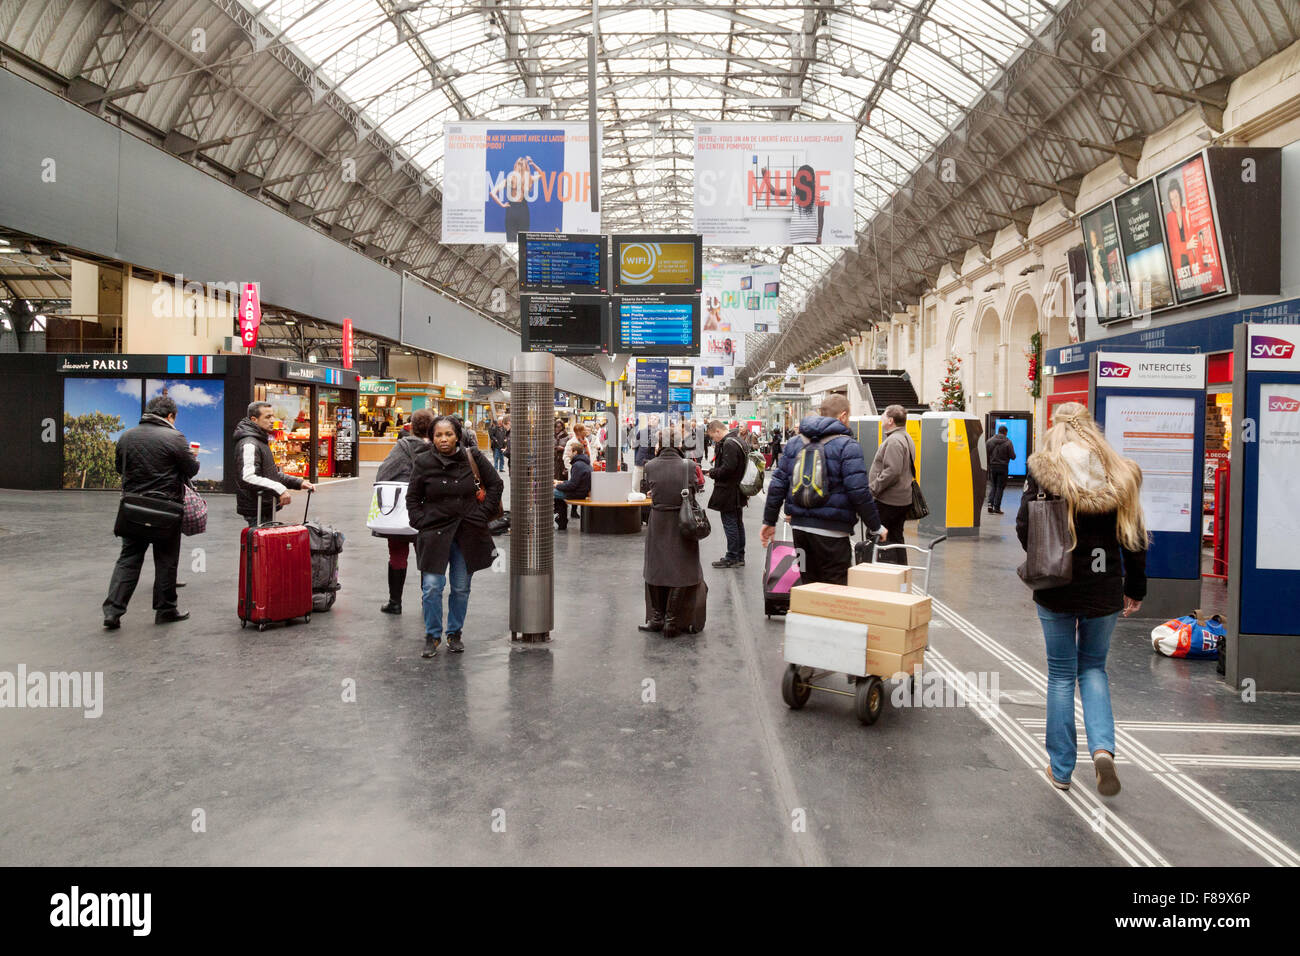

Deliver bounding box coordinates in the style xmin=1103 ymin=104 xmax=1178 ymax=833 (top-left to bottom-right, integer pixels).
xmin=1268 ymin=396 xmax=1300 ymax=412
xmin=1098 ymin=361 xmax=1131 ymax=378
xmin=1251 ymin=335 xmax=1296 ymax=360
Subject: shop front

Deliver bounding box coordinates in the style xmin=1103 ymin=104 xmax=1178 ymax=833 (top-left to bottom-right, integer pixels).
xmin=0 ymin=353 xmax=360 ymax=492
xmin=357 ymin=380 xmax=478 ymax=462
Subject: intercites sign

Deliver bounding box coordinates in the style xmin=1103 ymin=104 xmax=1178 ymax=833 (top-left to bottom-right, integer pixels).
xmin=239 ymin=283 xmax=262 ymax=350
xmin=1095 ymin=352 xmax=1207 ymax=388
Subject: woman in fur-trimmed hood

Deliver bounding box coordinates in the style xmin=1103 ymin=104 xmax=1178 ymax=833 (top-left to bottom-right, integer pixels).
xmin=1017 ymin=402 xmax=1147 ymax=800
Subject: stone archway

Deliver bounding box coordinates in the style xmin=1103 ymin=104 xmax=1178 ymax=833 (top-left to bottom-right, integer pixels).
xmin=973 ymin=306 xmax=1000 ymax=417
xmin=1005 ymin=292 xmax=1038 ymax=412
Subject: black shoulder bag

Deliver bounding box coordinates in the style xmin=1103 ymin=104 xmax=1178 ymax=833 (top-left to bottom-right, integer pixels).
xmin=904 ymin=437 xmax=930 ymax=521
xmin=113 ymin=445 xmax=184 ymax=542
xmin=678 ymin=458 xmax=711 ymax=541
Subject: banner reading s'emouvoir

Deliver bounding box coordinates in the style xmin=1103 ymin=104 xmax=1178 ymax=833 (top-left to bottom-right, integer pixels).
xmin=694 ymin=123 xmax=855 ymax=246
xmin=441 ymin=123 xmax=602 ymax=244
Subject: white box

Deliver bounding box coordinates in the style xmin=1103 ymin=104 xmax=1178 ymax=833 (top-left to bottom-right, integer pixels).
xmin=783 ymin=612 xmax=873 ymax=676
xmin=589 ymin=470 xmax=633 ymax=503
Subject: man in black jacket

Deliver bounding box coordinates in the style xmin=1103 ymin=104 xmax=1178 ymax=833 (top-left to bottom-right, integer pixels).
xmin=985 ymin=425 xmax=1016 ymax=515
xmin=233 ymin=401 xmax=315 ymax=526
xmin=553 ymin=448 xmax=592 ymax=532
xmin=102 ymin=395 xmax=200 ymax=628
xmin=705 ymin=420 xmax=749 ymax=567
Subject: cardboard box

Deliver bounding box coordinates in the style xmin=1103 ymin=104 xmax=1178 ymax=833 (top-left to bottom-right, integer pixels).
xmin=847 ymin=563 xmax=913 ymax=593
xmin=789 ymin=582 xmax=931 ymax=630
xmin=783 ymin=613 xmax=925 ymax=677
xmin=867 ymin=622 xmax=928 ymax=655
xmin=866 ymin=646 xmax=926 ymax=679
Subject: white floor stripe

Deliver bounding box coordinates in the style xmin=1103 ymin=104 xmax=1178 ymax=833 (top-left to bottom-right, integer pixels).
xmin=927 ymin=596 xmax=1300 ymax=867
xmin=1163 ymin=755 xmax=1300 ymax=770
xmin=925 ymin=648 xmax=1167 ymax=867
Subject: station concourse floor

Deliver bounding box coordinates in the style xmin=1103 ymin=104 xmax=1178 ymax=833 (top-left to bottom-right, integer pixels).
xmin=1 ymin=473 xmax=1297 ymax=867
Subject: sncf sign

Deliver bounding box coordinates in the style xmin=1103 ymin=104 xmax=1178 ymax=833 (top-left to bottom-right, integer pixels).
xmin=1098 ymin=361 xmax=1132 ymax=378
xmin=1268 ymin=395 xmax=1300 ymax=412
xmin=1251 ymin=335 xmax=1296 ymax=360
xmin=1246 ymin=325 xmax=1300 ymax=371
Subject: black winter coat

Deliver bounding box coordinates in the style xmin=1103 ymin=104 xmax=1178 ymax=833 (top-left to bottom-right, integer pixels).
xmin=556 ymin=453 xmax=592 ymax=499
xmin=707 ymin=431 xmax=749 ymax=512
xmin=407 ymin=443 xmax=503 ymax=575
xmin=115 ymin=414 xmax=200 ymax=502
xmin=233 ymin=418 xmax=303 ymax=519
xmin=643 ymin=448 xmax=704 ymax=588
xmin=987 ymin=434 xmax=1016 ymax=472
xmin=1017 ymin=459 xmax=1148 ymax=618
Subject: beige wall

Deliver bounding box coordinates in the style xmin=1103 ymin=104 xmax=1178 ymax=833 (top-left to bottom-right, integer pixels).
xmin=882 ymin=38 xmax=1300 ymax=443
xmin=389 ymin=352 xmax=469 ymax=387
xmin=122 ymin=275 xmax=233 ymax=354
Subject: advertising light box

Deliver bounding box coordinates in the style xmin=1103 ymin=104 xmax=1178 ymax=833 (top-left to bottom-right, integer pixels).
xmin=612 ymin=234 xmax=702 ymax=294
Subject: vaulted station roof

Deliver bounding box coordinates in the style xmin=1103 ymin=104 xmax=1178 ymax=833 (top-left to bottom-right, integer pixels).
xmin=2 ymin=0 xmax=1297 ymax=381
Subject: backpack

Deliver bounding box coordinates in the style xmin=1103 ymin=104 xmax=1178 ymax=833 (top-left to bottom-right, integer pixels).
xmin=727 ymin=437 xmax=765 ymax=497
xmin=790 ymin=435 xmax=847 ymax=510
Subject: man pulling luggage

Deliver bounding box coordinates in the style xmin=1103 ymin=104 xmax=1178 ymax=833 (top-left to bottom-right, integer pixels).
xmin=233 ymin=401 xmax=315 ymax=527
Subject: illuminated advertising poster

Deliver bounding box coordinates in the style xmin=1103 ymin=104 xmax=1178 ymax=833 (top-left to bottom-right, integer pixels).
xmin=1103 ymin=395 xmax=1196 ymax=533
xmin=1114 ymin=181 xmax=1175 ymax=312
xmin=441 ymin=123 xmax=601 ymax=243
xmin=1079 ymin=204 xmax=1128 ymax=322
xmin=1156 ymin=153 xmax=1228 ymax=304
xmin=1255 ymin=383 xmax=1300 ymax=571
xmin=703 ymin=263 xmax=781 ymax=334
xmin=693 ymin=123 xmax=855 ymax=246
xmin=617 ymin=240 xmax=698 ymax=289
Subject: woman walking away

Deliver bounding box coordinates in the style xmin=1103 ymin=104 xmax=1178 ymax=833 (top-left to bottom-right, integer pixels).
xmin=376 ymin=409 xmax=435 ymax=615
xmin=639 ymin=428 xmax=705 ymax=637
xmin=1017 ymin=402 xmax=1146 ymax=797
xmin=407 ymin=416 xmax=503 ymax=657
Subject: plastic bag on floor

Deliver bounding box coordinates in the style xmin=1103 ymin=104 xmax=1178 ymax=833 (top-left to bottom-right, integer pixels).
xmin=1151 ymin=610 xmax=1226 ymax=659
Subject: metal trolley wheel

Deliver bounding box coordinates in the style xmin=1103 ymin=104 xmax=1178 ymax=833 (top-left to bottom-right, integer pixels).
xmin=854 ymin=676 xmax=885 ymax=725
xmin=782 ymin=663 xmax=812 ymax=709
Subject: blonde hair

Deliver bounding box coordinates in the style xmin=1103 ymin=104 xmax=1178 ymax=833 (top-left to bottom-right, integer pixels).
xmin=1041 ymin=402 xmax=1147 ymax=551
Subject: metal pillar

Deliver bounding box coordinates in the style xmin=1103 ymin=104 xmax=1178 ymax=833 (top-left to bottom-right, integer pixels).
xmin=509 ymin=353 xmax=555 ymax=642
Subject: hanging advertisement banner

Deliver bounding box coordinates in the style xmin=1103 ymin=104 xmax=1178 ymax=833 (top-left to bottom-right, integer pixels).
xmin=702 ymin=331 xmax=743 ymax=367
xmin=702 ymin=263 xmax=781 ymax=333
xmin=441 ymin=122 xmax=602 ymax=244
xmin=1079 ymin=204 xmax=1128 ymax=323
xmin=1115 ymin=180 xmax=1175 ymax=313
xmin=238 ymin=282 xmax=261 ymax=351
xmin=1155 ymin=153 xmax=1228 ymax=304
xmin=342 ymin=317 xmax=353 ymax=369
xmin=693 ymin=123 xmax=856 ymax=246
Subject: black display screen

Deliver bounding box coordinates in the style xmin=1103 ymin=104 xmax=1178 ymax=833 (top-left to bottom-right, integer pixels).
xmin=518 ymin=233 xmax=608 ymax=293
xmin=520 ymin=294 xmax=608 ymax=354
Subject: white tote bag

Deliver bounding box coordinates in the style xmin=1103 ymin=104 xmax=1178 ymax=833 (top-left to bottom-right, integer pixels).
xmin=366 ymin=481 xmax=416 ymax=535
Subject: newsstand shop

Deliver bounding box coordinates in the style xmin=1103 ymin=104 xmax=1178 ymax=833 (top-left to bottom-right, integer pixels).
xmin=0 ymin=353 xmax=360 ymax=493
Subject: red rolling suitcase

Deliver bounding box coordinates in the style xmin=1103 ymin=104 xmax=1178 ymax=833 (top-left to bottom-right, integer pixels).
xmin=239 ymin=492 xmax=313 ymax=631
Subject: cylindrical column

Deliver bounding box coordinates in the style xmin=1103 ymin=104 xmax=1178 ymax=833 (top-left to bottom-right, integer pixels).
xmin=509 ymin=353 xmax=555 ymax=641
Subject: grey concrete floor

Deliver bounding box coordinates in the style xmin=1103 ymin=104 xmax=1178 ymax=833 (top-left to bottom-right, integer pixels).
xmin=0 ymin=475 xmax=1296 ymax=866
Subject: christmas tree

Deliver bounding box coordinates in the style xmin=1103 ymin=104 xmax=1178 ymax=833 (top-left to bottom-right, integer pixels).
xmin=938 ymin=355 xmax=965 ymax=410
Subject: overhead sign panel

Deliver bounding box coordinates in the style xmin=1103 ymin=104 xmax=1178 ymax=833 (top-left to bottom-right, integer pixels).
xmin=442 ymin=122 xmax=601 ymax=244
xmin=1095 ymin=352 xmax=1207 ymax=389
xmin=693 ymin=122 xmax=856 ymax=246
xmin=612 ymin=235 xmax=702 ymax=294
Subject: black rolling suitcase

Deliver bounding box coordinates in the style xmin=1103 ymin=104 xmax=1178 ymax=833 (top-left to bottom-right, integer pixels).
xmin=854 ymin=521 xmax=875 ymax=565
xmin=643 ymin=580 xmax=708 ymax=634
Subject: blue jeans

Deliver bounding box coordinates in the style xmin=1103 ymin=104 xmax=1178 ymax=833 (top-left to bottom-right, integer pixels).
xmin=493 ymin=448 xmax=505 ymax=472
xmin=720 ymin=510 xmax=745 ymax=561
xmin=1036 ymin=607 xmax=1118 ymax=782
xmin=422 ymin=540 xmax=471 ymax=639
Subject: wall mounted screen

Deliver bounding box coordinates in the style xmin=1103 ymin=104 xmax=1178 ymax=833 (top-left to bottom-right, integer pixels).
xmin=520 ymin=294 xmax=609 ymax=355
xmin=614 ymin=295 xmax=701 ymax=355
xmin=518 ymin=233 xmax=608 ymax=294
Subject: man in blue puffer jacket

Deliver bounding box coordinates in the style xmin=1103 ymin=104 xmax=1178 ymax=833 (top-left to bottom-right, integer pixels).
xmin=760 ymin=394 xmax=887 ymax=585
xmin=553 ymin=448 xmax=592 ymax=532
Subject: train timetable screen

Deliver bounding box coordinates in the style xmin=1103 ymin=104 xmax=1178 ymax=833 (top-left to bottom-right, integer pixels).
xmin=520 ymin=294 xmax=607 ymax=354
xmin=522 ymin=239 xmax=603 ymax=291
xmin=616 ymin=298 xmax=699 ymax=354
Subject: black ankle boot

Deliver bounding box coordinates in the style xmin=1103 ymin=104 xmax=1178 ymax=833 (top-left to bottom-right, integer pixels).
xmin=662 ymin=588 xmax=683 ymax=637
xmin=639 ymin=586 xmax=666 ymax=631
xmin=380 ymin=566 xmax=405 ymax=614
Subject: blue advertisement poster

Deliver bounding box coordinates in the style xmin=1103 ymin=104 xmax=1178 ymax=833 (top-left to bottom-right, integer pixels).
xmin=146 ymin=379 xmax=225 ymax=490
xmin=63 ymin=378 xmax=141 ymax=489
xmin=483 ymin=128 xmax=566 ymax=238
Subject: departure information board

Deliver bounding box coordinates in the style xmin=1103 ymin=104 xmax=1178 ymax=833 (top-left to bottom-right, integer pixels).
xmin=614 ymin=295 xmax=701 ymax=356
xmin=518 ymin=233 xmax=608 ymax=293
xmin=520 ymin=294 xmax=608 ymax=355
